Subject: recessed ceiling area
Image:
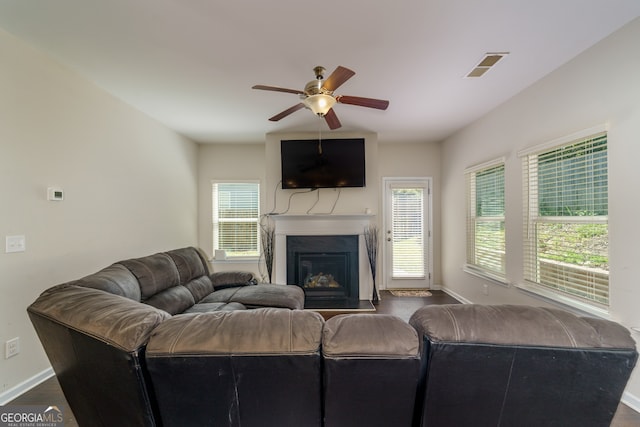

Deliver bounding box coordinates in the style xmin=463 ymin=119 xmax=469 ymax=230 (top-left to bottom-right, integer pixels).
xmin=0 ymin=0 xmax=639 ymax=144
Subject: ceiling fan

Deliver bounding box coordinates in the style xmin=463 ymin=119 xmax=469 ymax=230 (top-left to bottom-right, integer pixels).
xmin=252 ymin=65 xmax=389 ymax=130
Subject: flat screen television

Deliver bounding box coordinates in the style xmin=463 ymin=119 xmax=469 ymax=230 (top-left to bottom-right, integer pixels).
xmin=280 ymin=138 xmax=366 ymax=189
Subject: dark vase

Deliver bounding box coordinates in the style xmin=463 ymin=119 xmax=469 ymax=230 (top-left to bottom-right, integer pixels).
xmin=371 ymin=278 xmax=379 ymax=304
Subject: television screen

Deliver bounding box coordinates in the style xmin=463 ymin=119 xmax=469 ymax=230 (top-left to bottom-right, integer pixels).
xmin=281 ymin=138 xmax=366 ymax=189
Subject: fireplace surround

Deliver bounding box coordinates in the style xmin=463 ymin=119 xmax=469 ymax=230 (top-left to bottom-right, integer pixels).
xmin=272 ymin=214 xmax=374 ymax=303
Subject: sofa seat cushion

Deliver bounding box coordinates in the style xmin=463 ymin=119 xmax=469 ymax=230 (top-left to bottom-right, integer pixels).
xmin=200 ymin=284 xmax=304 ymax=310
xmin=182 ymin=276 xmax=214 ymax=302
xmin=184 ymin=302 xmax=247 ymax=313
xmin=144 ymin=285 xmax=195 ymax=315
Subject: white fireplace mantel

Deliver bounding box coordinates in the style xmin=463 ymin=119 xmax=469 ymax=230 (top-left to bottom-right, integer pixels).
xmin=270 ymin=214 xmax=375 ymax=300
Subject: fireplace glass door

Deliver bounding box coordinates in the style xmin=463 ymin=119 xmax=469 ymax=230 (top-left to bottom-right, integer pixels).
xmin=287 ymin=235 xmax=359 ymax=302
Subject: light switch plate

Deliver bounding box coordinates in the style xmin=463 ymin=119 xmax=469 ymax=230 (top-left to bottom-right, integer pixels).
xmin=6 ymin=235 xmax=26 ymax=253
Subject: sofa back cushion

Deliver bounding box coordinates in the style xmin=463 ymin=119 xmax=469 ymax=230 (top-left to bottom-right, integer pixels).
xmin=119 ymin=252 xmax=198 ymax=314
xmin=147 ymin=308 xmax=323 ymax=355
xmin=322 ymin=314 xmax=420 ymax=427
xmin=410 ymin=304 xmax=636 ymax=349
xmin=146 ymin=308 xmax=324 ymax=427
xmin=70 ymin=263 xmax=141 ymax=301
xmin=29 ymin=285 xmax=170 ymax=351
xmin=28 ymin=285 xmax=169 ymax=426
xmin=119 ymin=253 xmax=180 ymax=300
xmin=166 ymin=247 xmax=216 ymax=302
xmin=166 ymin=247 xmax=208 ymax=285
xmin=409 ymin=304 xmax=638 ymax=427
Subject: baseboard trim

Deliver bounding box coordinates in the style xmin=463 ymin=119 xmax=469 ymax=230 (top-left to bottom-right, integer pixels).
xmin=0 ymin=367 xmax=54 ymax=405
xmin=622 ymin=391 xmax=640 ymax=413
xmin=441 ymin=286 xmax=473 ymax=304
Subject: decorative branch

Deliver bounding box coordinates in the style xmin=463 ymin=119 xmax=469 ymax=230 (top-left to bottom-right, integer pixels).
xmin=261 ymin=222 xmax=275 ymax=283
xmin=364 ymin=224 xmax=379 ymax=302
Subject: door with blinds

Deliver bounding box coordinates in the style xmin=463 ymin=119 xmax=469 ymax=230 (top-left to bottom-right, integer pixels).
xmin=383 ymin=178 xmax=432 ymax=289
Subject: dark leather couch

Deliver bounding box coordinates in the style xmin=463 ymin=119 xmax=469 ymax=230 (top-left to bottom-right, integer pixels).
xmin=146 ymin=308 xmax=326 ymax=426
xmin=321 ymin=314 xmax=421 ymax=427
xmin=27 ymin=246 xmax=304 ymax=427
xmin=410 ymin=304 xmax=638 ymax=427
xmin=27 ymin=248 xmax=638 ymax=427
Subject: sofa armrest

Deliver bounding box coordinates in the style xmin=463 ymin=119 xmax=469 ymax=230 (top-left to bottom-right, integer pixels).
xmin=209 ymin=271 xmax=257 ymax=290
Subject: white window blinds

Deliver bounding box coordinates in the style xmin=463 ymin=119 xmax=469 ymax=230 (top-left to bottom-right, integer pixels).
xmin=391 ymin=186 xmax=425 ymax=278
xmin=522 ymin=131 xmax=608 ymax=307
xmin=212 ymin=182 xmax=260 ymax=257
xmin=465 ymin=160 xmax=506 ymax=278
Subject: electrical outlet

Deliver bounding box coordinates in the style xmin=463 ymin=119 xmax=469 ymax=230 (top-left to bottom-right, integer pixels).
xmin=482 ymin=284 xmax=489 ymax=295
xmin=5 ymin=337 xmax=19 ymax=359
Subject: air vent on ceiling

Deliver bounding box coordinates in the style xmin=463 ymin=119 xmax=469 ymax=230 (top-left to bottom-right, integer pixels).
xmin=466 ymin=52 xmax=509 ymax=78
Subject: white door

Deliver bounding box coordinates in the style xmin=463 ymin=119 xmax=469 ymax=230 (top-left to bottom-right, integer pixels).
xmin=382 ymin=178 xmax=432 ymax=289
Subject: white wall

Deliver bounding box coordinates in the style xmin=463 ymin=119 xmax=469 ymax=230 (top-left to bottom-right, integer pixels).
xmin=197 ymin=143 xmax=267 ymax=277
xmin=197 ymin=134 xmax=443 ymax=286
xmin=378 ymin=142 xmax=442 ymax=286
xmin=440 ymin=17 xmax=640 ymax=405
xmin=0 ymin=29 xmax=198 ymax=399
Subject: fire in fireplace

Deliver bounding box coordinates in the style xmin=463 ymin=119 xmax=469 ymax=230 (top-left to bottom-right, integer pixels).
xmin=286 ymin=235 xmax=359 ymax=302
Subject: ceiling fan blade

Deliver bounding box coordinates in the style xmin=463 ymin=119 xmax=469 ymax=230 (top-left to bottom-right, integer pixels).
xmin=268 ymin=103 xmax=305 ymax=121
xmin=324 ymin=108 xmax=342 ymax=130
xmin=322 ymin=66 xmax=356 ymax=92
xmin=336 ymin=95 xmax=389 ymax=110
xmin=252 ymin=85 xmax=304 ymax=95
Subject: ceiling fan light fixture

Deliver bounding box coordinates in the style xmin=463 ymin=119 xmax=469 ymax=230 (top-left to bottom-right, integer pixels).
xmin=303 ymin=94 xmax=336 ymax=116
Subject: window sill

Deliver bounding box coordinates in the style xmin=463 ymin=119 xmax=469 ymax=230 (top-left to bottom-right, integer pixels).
xmin=211 ymin=257 xmax=259 ymax=264
xmin=515 ymin=280 xmax=610 ymax=319
xmin=463 ymin=264 xmax=509 ymax=287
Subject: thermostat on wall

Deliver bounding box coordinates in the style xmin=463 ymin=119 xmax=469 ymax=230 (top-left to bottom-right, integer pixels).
xmin=47 ymin=187 xmax=64 ymax=201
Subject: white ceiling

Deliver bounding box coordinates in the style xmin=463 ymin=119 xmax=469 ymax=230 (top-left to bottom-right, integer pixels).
xmin=1 ymin=0 xmax=639 ymax=144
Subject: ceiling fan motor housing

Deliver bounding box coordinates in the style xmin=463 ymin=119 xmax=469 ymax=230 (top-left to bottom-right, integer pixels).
xmin=304 ymin=79 xmax=329 ymax=96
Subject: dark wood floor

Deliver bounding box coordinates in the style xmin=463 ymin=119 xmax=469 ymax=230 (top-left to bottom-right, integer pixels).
xmin=10 ymin=290 xmax=640 ymax=426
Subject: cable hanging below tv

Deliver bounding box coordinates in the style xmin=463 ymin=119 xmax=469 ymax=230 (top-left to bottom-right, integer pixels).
xmin=280 ymin=138 xmax=366 ymax=189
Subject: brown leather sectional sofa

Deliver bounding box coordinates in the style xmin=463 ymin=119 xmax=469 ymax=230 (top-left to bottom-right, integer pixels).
xmin=27 ymin=247 xmax=638 ymax=426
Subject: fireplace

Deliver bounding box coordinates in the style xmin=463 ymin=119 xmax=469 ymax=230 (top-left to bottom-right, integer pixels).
xmin=272 ymin=214 xmax=374 ymax=304
xmin=287 ymin=235 xmax=359 ymax=303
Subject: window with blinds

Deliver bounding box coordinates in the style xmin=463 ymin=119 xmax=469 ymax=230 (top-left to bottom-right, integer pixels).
xmin=212 ymin=182 xmax=260 ymax=257
xmin=465 ymin=160 xmax=506 ymax=279
xmin=522 ymin=131 xmax=608 ymax=307
xmin=391 ymin=187 xmax=425 ymax=278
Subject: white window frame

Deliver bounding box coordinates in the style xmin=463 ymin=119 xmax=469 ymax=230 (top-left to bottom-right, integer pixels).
xmin=212 ymin=180 xmax=260 ymax=259
xmin=464 ymin=158 xmax=507 ymax=284
xmin=517 ymin=125 xmax=609 ymax=316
